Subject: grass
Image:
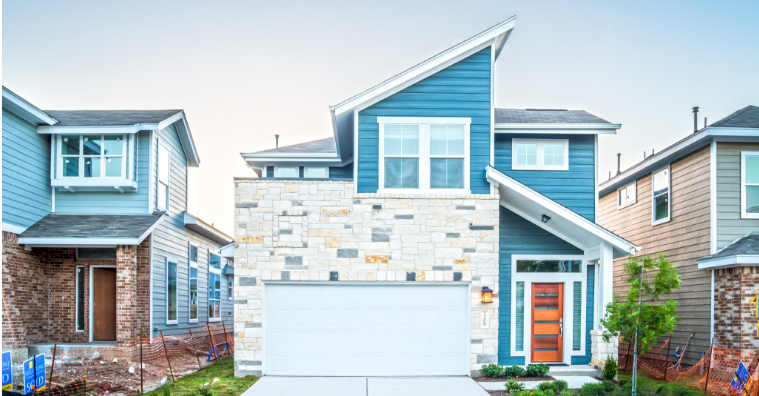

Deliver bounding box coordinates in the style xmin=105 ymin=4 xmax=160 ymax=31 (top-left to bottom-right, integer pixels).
xmin=143 ymin=358 xmax=258 ymax=396
xmin=614 ymin=372 xmax=710 ymax=396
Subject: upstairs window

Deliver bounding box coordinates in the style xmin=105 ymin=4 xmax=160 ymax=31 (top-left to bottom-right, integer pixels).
xmin=60 ymin=134 xmax=126 ymax=178
xmin=742 ymin=151 xmax=759 ymax=218
xmin=157 ymin=144 xmax=170 ymax=212
xmin=384 ymin=125 xmax=420 ymax=189
xmin=652 ymin=166 xmax=670 ymax=225
xmin=512 ymin=139 xmax=569 ymax=171
xmin=618 ymin=182 xmax=637 ymax=209
xmin=208 ymin=252 xmax=222 ymax=321
xmin=305 ymin=167 xmax=328 ymax=178
xmin=430 ymin=125 xmax=465 ymax=189
xmin=276 ymin=167 xmax=297 ymax=177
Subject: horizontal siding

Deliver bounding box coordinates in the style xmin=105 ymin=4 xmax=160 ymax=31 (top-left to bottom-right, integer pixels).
xmin=357 ymin=47 xmax=491 ymax=194
xmin=329 ymin=163 xmax=353 ymax=179
xmin=716 ymin=142 xmax=759 ymax=249
xmin=494 ymin=134 xmax=596 ymax=221
xmin=2 ymin=109 xmax=52 ymax=229
xmin=598 ymin=146 xmax=712 ymax=366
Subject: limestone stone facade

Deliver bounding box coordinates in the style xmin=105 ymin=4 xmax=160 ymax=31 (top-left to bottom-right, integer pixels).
xmin=589 ymin=329 xmax=618 ymax=369
xmin=233 ymin=179 xmax=500 ymax=376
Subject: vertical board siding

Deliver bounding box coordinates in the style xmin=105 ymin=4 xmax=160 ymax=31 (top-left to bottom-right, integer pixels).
xmin=598 ymin=146 xmax=712 ymax=366
xmin=2 ymin=109 xmax=52 ymax=229
xmin=357 ymin=47 xmax=491 ymax=194
xmin=151 ymin=124 xmax=232 ymax=335
xmin=494 ymin=133 xmax=596 ymax=221
xmin=716 ymin=142 xmax=759 ymax=249
xmin=329 ymin=163 xmax=354 ymax=179
xmin=498 ymin=206 xmax=583 ymax=365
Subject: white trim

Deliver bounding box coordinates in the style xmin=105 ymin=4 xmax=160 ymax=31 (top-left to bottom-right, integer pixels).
xmin=189 ymin=242 xmax=199 ymax=324
xmin=39 ymin=125 xmax=143 ymax=135
xmin=511 ymin=138 xmax=569 ymax=171
xmin=710 ymin=270 xmax=715 ymax=344
xmin=740 ymin=151 xmax=759 ymax=219
xmin=616 ymin=181 xmax=637 ymax=210
xmin=149 ymin=233 xmax=154 ymax=340
xmin=594 ymin=135 xmax=598 ymax=222
xmin=208 ymin=251 xmax=222 ymax=321
xmin=377 ymin=117 xmax=472 ymax=125
xmin=183 ymin=212 xmax=234 ymax=245
xmin=697 ymin=254 xmax=759 ymax=269
xmin=148 ymin=130 xmax=155 ymax=213
xmin=2 ymin=223 xmax=27 ymax=234
xmin=89 ymin=265 xmax=118 ymax=342
xmin=490 ymin=46 xmax=496 ymax=195
xmin=304 ymin=167 xmax=329 ymax=178
xmin=166 ymin=257 xmax=179 ymax=325
xmin=711 ymin=142 xmax=718 ymax=253
xmin=156 ymin=140 xmax=170 ymax=213
xmin=353 ymin=108 xmax=359 ymax=186
xmin=651 ymin=165 xmax=671 ymax=226
xmin=495 ymin=123 xmax=621 ymax=130
xmin=243 ymin=152 xmax=337 ymax=158
xmin=75 ymin=265 xmax=85 ymax=332
xmin=2 ymin=87 xmax=59 ymax=125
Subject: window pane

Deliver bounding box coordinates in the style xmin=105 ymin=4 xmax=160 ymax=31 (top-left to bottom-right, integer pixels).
xmin=515 ymin=282 xmax=524 ymax=351
xmin=384 ymin=125 xmax=419 ymax=155
xmin=158 ymin=146 xmax=170 ymax=184
xmin=210 ymin=254 xmax=221 ymax=269
xmin=746 ymin=156 xmax=759 ymax=184
xmin=190 ymin=245 xmax=198 ymax=262
xmin=430 ymin=125 xmax=464 ymax=155
xmin=157 ymin=183 xmax=168 ymax=211
xmin=430 ymin=158 xmax=464 ymax=188
xmin=544 ymin=143 xmax=565 ymax=166
xmin=105 ymin=157 xmax=122 ymax=177
xmin=76 ymin=267 xmax=85 ymax=331
xmin=573 ymin=282 xmax=582 ymax=350
xmin=385 ymin=158 xmax=418 ymax=189
xmin=654 ymin=193 xmax=669 ymax=220
xmin=653 ymin=169 xmax=669 ymax=196
xmin=62 ymin=135 xmax=80 ymax=155
xmin=516 ymin=260 xmax=582 ymax=273
xmin=516 ymin=143 xmax=537 ymax=166
xmin=747 ymin=186 xmax=759 ymax=213
xmin=104 ymin=135 xmax=123 ymax=155
xmin=214 ymin=301 xmax=220 ymax=318
xmin=64 ymin=157 xmax=80 ymax=177
xmin=306 ymin=168 xmax=326 ymax=178
xmin=277 ymin=168 xmax=296 ymax=177
xmin=83 ymin=135 xmax=101 ymax=155
xmin=84 ymin=157 xmax=101 ymax=178
xmin=190 ymin=268 xmax=198 ymax=320
xmin=168 ymin=262 xmax=177 ymax=321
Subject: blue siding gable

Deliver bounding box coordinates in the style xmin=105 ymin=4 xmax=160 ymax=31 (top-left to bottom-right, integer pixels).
xmin=494 ymin=133 xmax=596 ymax=221
xmin=357 ymin=47 xmax=492 ymax=194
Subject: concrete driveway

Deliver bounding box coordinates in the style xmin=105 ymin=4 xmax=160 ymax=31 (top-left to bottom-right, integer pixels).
xmin=242 ymin=376 xmax=490 ymax=396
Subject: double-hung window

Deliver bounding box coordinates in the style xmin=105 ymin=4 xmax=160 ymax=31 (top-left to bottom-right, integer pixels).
xmin=742 ymin=152 xmax=759 ymax=218
xmin=652 ymin=166 xmax=670 ymax=225
xmin=512 ymin=139 xmax=569 ymax=170
xmin=208 ymin=252 xmax=222 ymax=321
xmin=618 ymin=182 xmax=637 ymax=209
xmin=157 ymin=144 xmax=170 ymax=212
xmin=304 ymin=167 xmax=328 ymax=178
xmin=166 ymin=258 xmax=178 ymax=325
xmin=378 ymin=117 xmax=470 ymax=193
xmin=189 ymin=243 xmax=199 ymax=323
xmin=276 ymin=167 xmax=297 ymax=177
xmin=61 ymin=134 xmax=126 ymax=178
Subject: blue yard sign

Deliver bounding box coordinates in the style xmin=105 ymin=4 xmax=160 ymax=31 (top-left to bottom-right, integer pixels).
xmin=2 ymin=351 xmax=11 ymax=391
xmin=34 ymin=354 xmax=45 ymax=392
xmin=23 ymin=358 xmax=34 ymax=394
xmin=732 ymin=361 xmax=750 ymax=395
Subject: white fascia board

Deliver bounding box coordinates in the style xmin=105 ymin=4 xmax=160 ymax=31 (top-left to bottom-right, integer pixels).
xmin=2 ymin=222 xmax=28 ymax=234
xmin=495 ymin=123 xmax=620 ymax=131
xmin=183 ymin=212 xmax=234 ymax=245
xmin=378 ymin=117 xmax=472 ymax=125
xmin=38 ymin=125 xmax=148 ymax=134
xmin=486 ymin=165 xmax=638 ymax=255
xmin=18 ymin=237 xmax=142 ymax=246
xmin=220 ymin=242 xmax=237 ymax=259
xmin=242 ymin=152 xmax=338 ymax=158
xmin=697 ymin=254 xmax=759 ymax=270
xmin=2 ymin=87 xmax=59 ymax=126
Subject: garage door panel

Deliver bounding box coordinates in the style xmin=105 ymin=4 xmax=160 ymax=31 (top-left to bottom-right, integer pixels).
xmin=343 ymin=309 xmax=366 ymax=326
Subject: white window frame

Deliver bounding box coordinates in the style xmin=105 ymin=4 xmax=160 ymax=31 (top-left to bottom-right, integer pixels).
xmin=651 ymin=165 xmax=671 ymax=226
xmin=189 ymin=242 xmax=199 ymax=323
xmin=157 ymin=142 xmax=170 ymax=213
xmin=617 ymin=181 xmax=637 ymax=209
xmin=227 ymin=276 xmax=234 ymax=301
xmin=208 ymin=251 xmax=222 ymax=322
xmin=304 ymin=167 xmax=329 ymax=178
xmin=75 ymin=266 xmax=85 ymax=332
xmin=58 ymin=134 xmax=128 ymax=179
xmin=274 ymin=166 xmax=298 ymax=178
xmin=741 ymin=151 xmax=759 ymax=219
xmin=378 ymin=117 xmax=471 ymax=194
xmin=166 ymin=258 xmax=179 ymax=325
xmin=512 ymin=138 xmax=570 ymax=171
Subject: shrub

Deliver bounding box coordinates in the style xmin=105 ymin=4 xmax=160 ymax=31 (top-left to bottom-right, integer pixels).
xmin=602 ymin=356 xmax=618 ymax=380
xmin=600 ymin=381 xmax=615 ymax=393
xmin=479 ymin=363 xmax=504 ymax=378
xmin=538 ymin=380 xmax=569 ymax=393
xmin=527 ymin=362 xmax=550 ymax=377
xmin=560 ymin=390 xmax=576 ymax=396
xmin=578 ymin=382 xmax=608 ymax=396
xmin=515 ymin=389 xmax=555 ymax=396
xmin=504 ymin=365 xmax=526 ymax=378
xmin=656 ymin=383 xmax=703 ymax=396
xmin=505 ymin=379 xmax=526 ymax=393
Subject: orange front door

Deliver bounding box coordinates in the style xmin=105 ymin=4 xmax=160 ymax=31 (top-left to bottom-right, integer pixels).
xmin=531 ymin=283 xmax=563 ymax=363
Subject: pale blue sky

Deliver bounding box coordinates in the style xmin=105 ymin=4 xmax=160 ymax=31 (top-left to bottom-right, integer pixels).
xmin=4 ymin=0 xmax=758 ymax=234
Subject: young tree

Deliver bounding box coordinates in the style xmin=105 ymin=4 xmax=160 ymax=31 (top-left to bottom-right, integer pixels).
xmin=601 ymin=253 xmax=682 ymax=354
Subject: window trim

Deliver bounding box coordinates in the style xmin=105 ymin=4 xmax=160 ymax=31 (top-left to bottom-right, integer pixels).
xmin=189 ymin=242 xmax=199 ymax=323
xmin=274 ymin=166 xmax=298 ymax=178
xmin=228 ymin=276 xmax=234 ymax=301
xmin=741 ymin=151 xmax=759 ymax=219
xmin=617 ymin=181 xmax=637 ymax=210
xmin=208 ymin=251 xmax=222 ymax=322
xmin=377 ymin=117 xmax=471 ymax=194
xmin=166 ymin=258 xmax=178 ymax=325
xmin=157 ymin=141 xmax=170 ymax=213
xmin=75 ymin=266 xmax=85 ymax=332
xmin=651 ymin=165 xmax=671 ymax=226
xmin=304 ymin=167 xmax=329 ymax=178
xmin=58 ymin=134 xmax=128 ymax=179
xmin=511 ymin=138 xmax=570 ymax=171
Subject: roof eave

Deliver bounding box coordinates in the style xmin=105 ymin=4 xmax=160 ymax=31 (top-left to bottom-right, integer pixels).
xmin=2 ymin=87 xmax=59 ymax=126
xmin=495 ymin=123 xmax=620 ymax=134
xmin=18 ymin=215 xmax=163 ymax=247
xmin=697 ymin=254 xmax=759 ymax=270
xmin=183 ymin=212 xmax=233 ymax=245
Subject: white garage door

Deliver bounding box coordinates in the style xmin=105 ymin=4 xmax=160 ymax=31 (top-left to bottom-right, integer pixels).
xmin=263 ymin=283 xmax=470 ymax=376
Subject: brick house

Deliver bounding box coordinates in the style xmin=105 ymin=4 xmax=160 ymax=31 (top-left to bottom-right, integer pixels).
xmin=1 ymin=87 xmax=234 ymax=363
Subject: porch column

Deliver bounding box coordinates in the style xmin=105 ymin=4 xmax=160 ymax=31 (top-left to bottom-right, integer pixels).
xmin=590 ymin=241 xmax=618 ymax=367
xmin=116 ymin=245 xmax=138 ymax=344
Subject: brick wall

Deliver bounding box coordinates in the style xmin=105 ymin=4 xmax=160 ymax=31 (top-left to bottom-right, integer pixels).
xmin=714 ymin=267 xmax=759 ymax=350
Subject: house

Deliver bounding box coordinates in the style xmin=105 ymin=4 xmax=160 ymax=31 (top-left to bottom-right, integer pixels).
xmin=1 ymin=87 xmax=234 ymax=363
xmin=233 ymin=17 xmax=637 ymax=378
xmin=598 ymin=105 xmax=759 ymax=365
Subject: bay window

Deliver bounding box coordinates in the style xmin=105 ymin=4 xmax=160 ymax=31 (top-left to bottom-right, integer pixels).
xmin=512 ymin=139 xmax=569 ymax=170
xmin=742 ymin=152 xmax=759 ymax=218
xmin=652 ymin=166 xmax=670 ymax=225
xmin=60 ymin=134 xmax=126 ymax=178
xmin=208 ymin=252 xmax=221 ymax=321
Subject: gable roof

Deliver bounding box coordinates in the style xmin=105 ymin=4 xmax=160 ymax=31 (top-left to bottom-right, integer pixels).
xmin=253 ymin=137 xmax=336 ymax=154
xmin=710 ymin=105 xmax=759 ymax=128
xmin=18 ymin=214 xmax=163 ymax=246
xmin=44 ymin=110 xmax=182 ymax=126
xmin=495 ymin=109 xmax=611 ymax=124
xmin=2 ymin=86 xmax=59 ymax=126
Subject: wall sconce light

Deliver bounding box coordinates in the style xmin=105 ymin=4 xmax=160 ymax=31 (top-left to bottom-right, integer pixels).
xmin=481 ymin=286 xmax=493 ymax=303
xmin=541 ymin=214 xmax=551 ymax=223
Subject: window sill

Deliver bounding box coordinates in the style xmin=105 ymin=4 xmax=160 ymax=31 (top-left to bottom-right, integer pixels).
xmin=166 ymin=320 xmax=178 ymax=325
xmin=741 ymin=213 xmax=759 ymax=219
xmin=378 ymin=188 xmax=471 ymax=195
xmin=208 ymin=318 xmax=221 ymax=323
xmin=512 ymin=165 xmax=569 ymax=171
xmin=189 ymin=319 xmax=198 ymax=324
xmin=52 ymin=178 xmax=138 ymax=192
xmin=652 ymin=218 xmax=671 ymax=226
xmin=617 ymin=202 xmax=636 ymax=210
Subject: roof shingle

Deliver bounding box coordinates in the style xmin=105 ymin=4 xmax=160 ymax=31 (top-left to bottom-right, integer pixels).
xmin=495 ymin=108 xmax=611 ymax=124
xmin=710 ymin=106 xmax=759 ymax=128
xmin=43 ymin=110 xmax=182 ymax=127
xmin=20 ymin=214 xmax=163 ymax=238
xmin=701 ymin=233 xmax=759 ymax=260
xmin=253 ymin=137 xmax=337 ymax=154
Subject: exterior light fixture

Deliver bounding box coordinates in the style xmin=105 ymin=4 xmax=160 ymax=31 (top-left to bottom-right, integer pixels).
xmin=481 ymin=286 xmax=493 ymax=303
xmin=541 ymin=214 xmax=551 ymax=223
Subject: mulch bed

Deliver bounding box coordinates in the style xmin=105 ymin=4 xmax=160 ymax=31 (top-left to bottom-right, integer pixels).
xmin=487 ymin=391 xmax=509 ymax=396
xmin=476 ymin=375 xmax=555 ymax=382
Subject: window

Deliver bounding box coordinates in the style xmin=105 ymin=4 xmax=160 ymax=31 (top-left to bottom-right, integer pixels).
xmin=77 ymin=248 xmax=117 ymax=260
xmin=618 ymin=182 xmax=637 ymax=209
xmin=75 ymin=266 xmax=84 ymax=332
xmin=572 ymin=282 xmax=582 ymax=350
xmin=515 ymin=281 xmax=524 ymax=352
xmin=60 ymin=134 xmax=126 ymax=178
xmin=742 ymin=152 xmax=759 ymax=219
xmin=512 ymin=139 xmax=569 ymax=171
xmin=228 ymin=277 xmax=233 ymax=301
xmin=189 ymin=243 xmax=199 ymax=322
xmin=516 ymin=260 xmax=581 ymax=273
xmin=652 ymin=166 xmax=670 ymax=225
xmin=276 ymin=167 xmax=297 ymax=177
xmin=167 ymin=259 xmax=178 ymax=324
xmin=157 ymin=144 xmax=170 ymax=212
xmin=304 ymin=167 xmax=328 ymax=178
xmin=378 ymin=117 xmax=471 ymax=192
xmin=208 ymin=252 xmax=221 ymax=321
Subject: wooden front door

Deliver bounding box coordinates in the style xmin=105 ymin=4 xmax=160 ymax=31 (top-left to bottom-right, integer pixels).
xmin=531 ymin=283 xmax=563 ymax=362
xmin=93 ymin=268 xmax=117 ymax=341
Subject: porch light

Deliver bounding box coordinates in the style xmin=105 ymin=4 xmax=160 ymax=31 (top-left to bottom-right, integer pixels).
xmin=541 ymin=214 xmax=551 ymax=223
xmin=481 ymin=286 xmax=493 ymax=303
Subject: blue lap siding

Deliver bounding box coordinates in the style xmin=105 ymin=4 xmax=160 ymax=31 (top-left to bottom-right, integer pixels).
xmin=357 ymin=47 xmax=492 ymax=194
xmin=571 ymin=265 xmax=595 ymax=364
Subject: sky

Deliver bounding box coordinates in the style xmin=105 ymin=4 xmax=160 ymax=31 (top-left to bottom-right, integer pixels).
xmin=4 ymin=0 xmax=759 ymax=235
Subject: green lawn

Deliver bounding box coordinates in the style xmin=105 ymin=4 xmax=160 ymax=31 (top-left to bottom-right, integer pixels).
xmin=143 ymin=358 xmax=258 ymax=396
xmin=614 ymin=372 xmax=710 ymax=396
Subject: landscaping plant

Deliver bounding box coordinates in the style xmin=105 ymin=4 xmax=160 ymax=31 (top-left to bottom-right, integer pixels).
xmin=527 ymin=362 xmax=550 ymax=377
xmin=578 ymin=382 xmax=608 ymax=396
xmin=538 ymin=380 xmax=568 ymax=393
xmin=479 ymin=363 xmax=505 ymax=378
xmin=515 ymin=389 xmax=555 ymax=396
xmin=602 ymin=356 xmax=618 ymax=380
xmin=504 ymin=379 xmax=526 ymax=393
xmin=503 ymin=365 xmax=526 ymax=378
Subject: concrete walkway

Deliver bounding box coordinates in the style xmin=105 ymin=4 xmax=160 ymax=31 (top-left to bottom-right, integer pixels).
xmin=242 ymin=376 xmax=490 ymax=396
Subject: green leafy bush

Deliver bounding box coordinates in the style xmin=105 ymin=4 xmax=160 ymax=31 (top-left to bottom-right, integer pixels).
xmin=527 ymin=362 xmax=550 ymax=377
xmin=538 ymin=380 xmax=568 ymax=393
xmin=600 ymin=381 xmax=615 ymax=393
xmin=560 ymin=390 xmax=576 ymax=396
xmin=578 ymin=382 xmax=608 ymax=396
xmin=479 ymin=363 xmax=504 ymax=378
xmin=505 ymin=379 xmax=526 ymax=393
xmin=515 ymin=389 xmax=555 ymax=396
xmin=504 ymin=365 xmax=526 ymax=378
xmin=656 ymin=383 xmax=703 ymax=396
xmin=602 ymin=356 xmax=617 ymax=380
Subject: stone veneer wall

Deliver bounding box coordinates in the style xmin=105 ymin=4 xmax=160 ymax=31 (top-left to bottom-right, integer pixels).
xmin=589 ymin=329 xmax=618 ymax=368
xmin=233 ymin=180 xmax=500 ymax=377
xmin=714 ymin=266 xmax=759 ymax=350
